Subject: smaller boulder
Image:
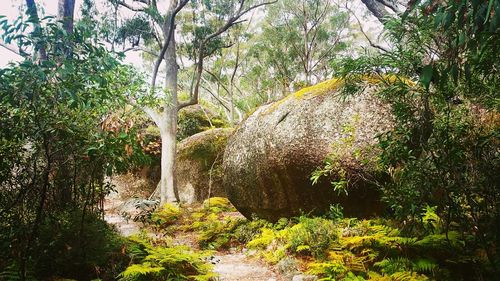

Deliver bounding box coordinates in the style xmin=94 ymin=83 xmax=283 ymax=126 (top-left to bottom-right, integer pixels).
xmin=177 ymin=105 xmax=228 ymax=141
xmin=176 ymin=128 xmax=233 ymax=203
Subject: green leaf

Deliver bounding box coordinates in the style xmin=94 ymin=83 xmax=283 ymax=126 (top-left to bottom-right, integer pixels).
xmin=484 ymin=0 xmax=494 ymax=24
xmin=420 ymin=65 xmax=433 ymax=90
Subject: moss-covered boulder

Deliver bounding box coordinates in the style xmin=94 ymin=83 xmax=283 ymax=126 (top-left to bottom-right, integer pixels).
xmin=223 ymin=78 xmax=395 ymax=221
xmin=176 ymin=128 xmax=233 ymax=203
xmin=177 ymin=105 xmax=228 ymax=141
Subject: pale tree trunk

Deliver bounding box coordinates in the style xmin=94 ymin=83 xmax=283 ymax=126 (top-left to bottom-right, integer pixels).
xmin=159 ymin=108 xmax=177 ymax=203
xmin=120 ymin=0 xmax=275 ymax=204
xmin=143 ymin=12 xmax=179 ymax=204
xmin=157 ymin=7 xmax=179 ymax=204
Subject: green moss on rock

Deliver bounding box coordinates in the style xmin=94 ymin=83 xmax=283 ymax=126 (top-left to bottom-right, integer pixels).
xmin=176 ymin=128 xmax=233 ymax=204
xmin=177 ymin=105 xmax=229 ymax=141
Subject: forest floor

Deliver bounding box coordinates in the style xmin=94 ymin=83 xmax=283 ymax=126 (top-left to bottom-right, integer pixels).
xmin=103 ymin=181 xmax=284 ymax=281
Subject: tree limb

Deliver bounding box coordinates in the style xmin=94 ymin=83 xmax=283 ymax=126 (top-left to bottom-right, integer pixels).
xmin=116 ymin=0 xmax=148 ymax=12
xmin=360 ymin=0 xmax=391 ymax=23
xmin=345 ymin=2 xmax=389 ymax=53
xmin=122 ymin=46 xmax=160 ymax=57
xmin=180 ymin=0 xmax=278 ymax=109
xmin=150 ymin=0 xmax=189 ymax=92
xmin=0 ymin=42 xmax=25 ymax=57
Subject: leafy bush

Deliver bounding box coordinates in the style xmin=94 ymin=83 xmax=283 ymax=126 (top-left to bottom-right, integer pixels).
xmin=233 ymin=218 xmax=272 ymax=244
xmin=194 ymin=213 xmax=244 ymax=250
xmin=202 ymin=197 xmax=235 ymax=212
xmin=0 ymin=16 xmax=144 ymax=280
xmin=335 ymin=0 xmax=500 ymax=275
xmin=287 ymin=217 xmax=339 ymax=258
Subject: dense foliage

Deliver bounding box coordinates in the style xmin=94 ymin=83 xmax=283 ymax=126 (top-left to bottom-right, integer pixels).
xmin=334 ymin=0 xmax=499 ymax=275
xmin=0 ymin=17 xmax=144 ymax=280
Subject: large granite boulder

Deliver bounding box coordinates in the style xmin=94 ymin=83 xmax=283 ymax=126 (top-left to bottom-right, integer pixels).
xmin=222 ymin=79 xmax=394 ymax=221
xmin=176 ymin=128 xmax=233 ymax=203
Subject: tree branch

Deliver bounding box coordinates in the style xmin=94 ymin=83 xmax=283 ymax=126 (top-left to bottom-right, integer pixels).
xmin=150 ymin=0 xmax=189 ymax=91
xmin=360 ymin=0 xmax=391 ymax=23
xmin=116 ymin=0 xmax=148 ymax=12
xmin=0 ymin=42 xmax=25 ymax=57
xmin=345 ymin=3 xmax=389 ymax=53
xmin=122 ymin=46 xmax=160 ymax=57
xmin=180 ymin=0 xmax=277 ymax=110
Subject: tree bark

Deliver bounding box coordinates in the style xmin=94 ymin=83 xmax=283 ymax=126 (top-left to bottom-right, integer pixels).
xmin=159 ymin=108 xmax=178 ymax=203
xmin=159 ymin=6 xmax=179 ymax=204
xmin=361 ymin=0 xmax=391 ymax=23
xmin=58 ymin=0 xmax=76 ymax=34
xmin=57 ymin=0 xmax=75 ymax=59
xmin=25 ymin=0 xmax=47 ymax=61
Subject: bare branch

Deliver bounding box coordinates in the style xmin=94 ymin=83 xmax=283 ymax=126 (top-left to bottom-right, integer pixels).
xmin=0 ymin=42 xmax=26 ymax=57
xmin=116 ymin=0 xmax=147 ymax=12
xmin=345 ymin=2 xmax=389 ymax=53
xmin=150 ymin=0 xmax=189 ymax=91
xmin=205 ymin=69 xmax=232 ymax=96
xmin=201 ymin=83 xmax=231 ymax=112
xmin=143 ymin=106 xmax=162 ymax=128
xmin=179 ymin=0 xmax=277 ymax=110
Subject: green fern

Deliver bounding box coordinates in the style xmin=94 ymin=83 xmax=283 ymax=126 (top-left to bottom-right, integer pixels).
xmin=0 ymin=263 xmax=36 ymax=281
xmin=390 ymin=271 xmax=429 ymax=281
xmin=412 ymin=258 xmax=437 ymax=274
xmin=119 ymin=238 xmax=216 ymax=281
xmin=374 ymin=257 xmax=412 ymax=275
xmin=119 ymin=263 xmax=164 ymax=280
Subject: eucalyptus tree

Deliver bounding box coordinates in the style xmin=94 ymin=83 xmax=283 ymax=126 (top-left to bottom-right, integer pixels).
xmin=249 ymin=0 xmax=351 ymax=96
xmin=112 ymin=0 xmax=275 ymax=204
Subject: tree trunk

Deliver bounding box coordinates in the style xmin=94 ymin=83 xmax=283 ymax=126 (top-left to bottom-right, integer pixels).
xmin=159 ymin=108 xmax=177 ymax=203
xmin=58 ymin=0 xmax=76 ymax=34
xmin=25 ymin=0 xmax=47 ymax=61
xmin=158 ymin=8 xmax=179 ymax=204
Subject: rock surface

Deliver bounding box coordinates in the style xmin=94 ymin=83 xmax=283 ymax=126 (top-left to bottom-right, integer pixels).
xmin=223 ymin=79 xmax=394 ymax=221
xmin=176 ymin=128 xmax=233 ymax=203
xmin=292 ymin=274 xmax=318 ymax=281
xmin=177 ymin=104 xmax=228 ymax=141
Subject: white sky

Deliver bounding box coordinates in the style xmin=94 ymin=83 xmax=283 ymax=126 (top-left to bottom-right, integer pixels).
xmin=0 ymin=0 xmax=144 ymax=67
xmin=0 ymin=0 xmax=384 ymax=68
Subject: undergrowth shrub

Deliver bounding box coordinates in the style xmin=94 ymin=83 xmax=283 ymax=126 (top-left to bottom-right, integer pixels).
xmin=119 ymin=236 xmax=215 ymax=281
xmin=202 ymin=197 xmax=234 ymax=212
xmin=193 ymin=213 xmax=244 ymax=250
xmin=0 ymin=210 xmax=131 ymax=281
xmin=233 ymin=218 xmax=272 ymax=244
xmin=151 ymin=203 xmax=182 ymax=228
xmin=242 ymin=214 xmax=479 ymax=280
xmin=287 ymin=217 xmax=339 ymax=258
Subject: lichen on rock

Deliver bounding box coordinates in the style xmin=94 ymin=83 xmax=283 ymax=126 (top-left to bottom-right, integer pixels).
xmin=176 ymin=128 xmax=233 ymax=204
xmin=223 ymin=78 xmax=396 ymax=221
